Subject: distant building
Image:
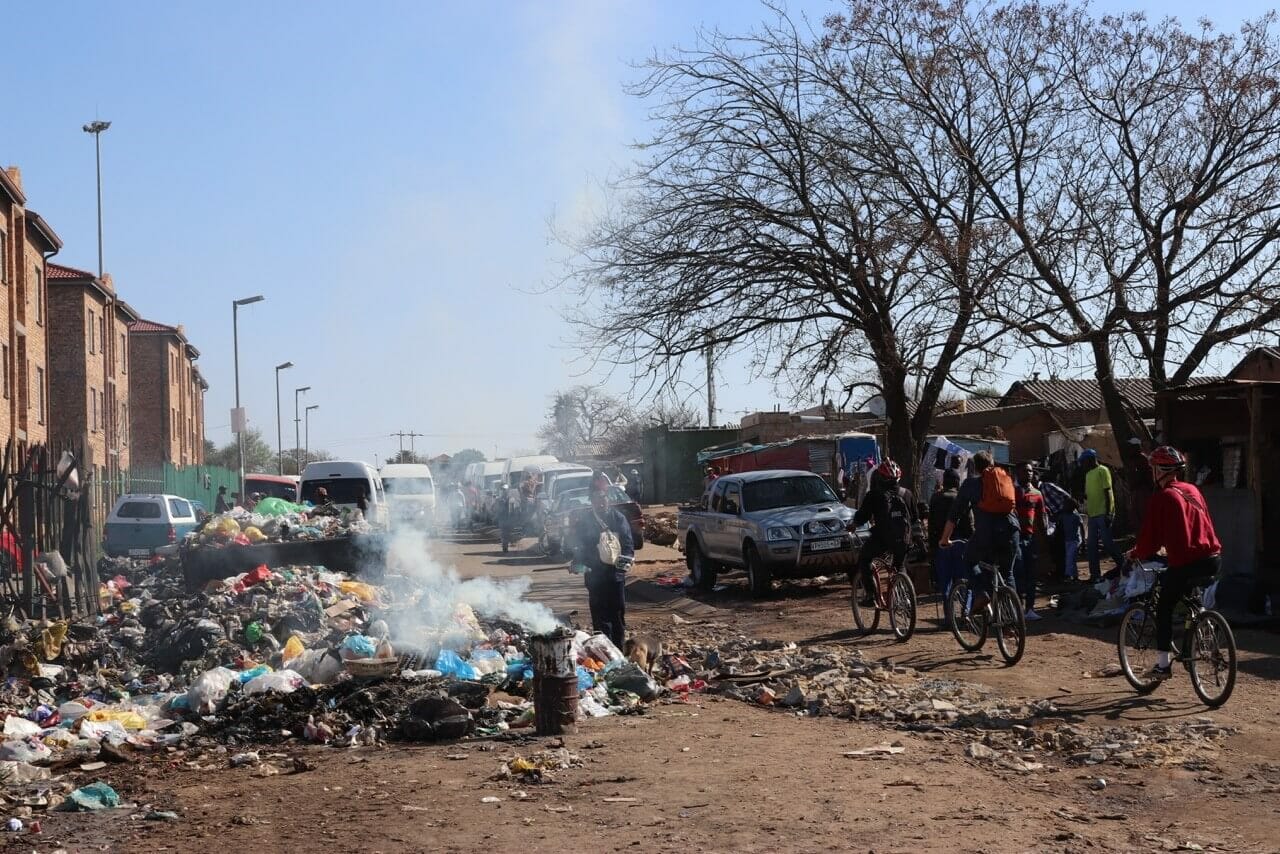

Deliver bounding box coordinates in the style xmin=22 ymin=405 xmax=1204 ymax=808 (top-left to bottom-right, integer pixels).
xmin=0 ymin=166 xmax=62 ymax=451
xmin=46 ymin=263 xmax=138 ymax=490
xmin=128 ymin=319 xmax=207 ymax=467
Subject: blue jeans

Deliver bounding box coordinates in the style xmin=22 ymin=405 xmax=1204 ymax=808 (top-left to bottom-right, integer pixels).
xmin=1014 ymin=534 xmax=1038 ymax=611
xmin=1087 ymin=514 xmax=1122 ymax=581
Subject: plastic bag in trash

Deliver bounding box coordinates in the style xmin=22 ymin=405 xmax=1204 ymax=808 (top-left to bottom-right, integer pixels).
xmin=185 ymin=667 xmax=237 ymax=714
xmin=435 ymin=649 xmax=479 ymax=680
xmin=253 ymin=497 xmax=307 ymax=517
xmin=63 ymin=782 xmax=121 ymax=811
xmin=576 ymin=665 xmax=595 ymax=692
xmin=341 ymin=634 xmax=378 ymax=659
xmin=0 ymin=738 xmax=51 ymax=764
xmin=604 ymin=661 xmax=660 ymax=700
xmin=582 ymin=633 xmax=625 ymax=665
xmin=1123 ymin=564 xmax=1157 ymax=599
xmin=244 ymin=669 xmax=305 ymax=695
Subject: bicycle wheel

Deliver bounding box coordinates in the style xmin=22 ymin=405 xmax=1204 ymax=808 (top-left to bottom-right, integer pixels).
xmin=1117 ymin=604 xmax=1160 ymax=694
xmin=993 ymin=587 xmax=1026 ymax=666
xmin=1188 ymin=610 xmax=1237 ymax=708
xmin=947 ymin=578 xmax=987 ymax=652
xmin=850 ymin=572 xmax=880 ymax=635
xmin=889 ymin=571 xmax=917 ymax=642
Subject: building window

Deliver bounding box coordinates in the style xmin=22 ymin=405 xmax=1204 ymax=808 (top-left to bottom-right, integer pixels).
xmin=90 ymin=388 xmax=98 ymax=432
xmin=88 ymin=310 xmax=96 ymax=354
xmin=99 ymin=315 xmax=105 ymax=353
xmin=1 ymin=344 xmax=7 ymax=399
xmin=36 ymin=367 xmax=45 ymax=424
xmin=120 ymin=333 xmax=127 ymax=373
xmin=0 ymin=230 xmax=6 ymax=283
xmin=34 ymin=266 xmax=43 ymax=324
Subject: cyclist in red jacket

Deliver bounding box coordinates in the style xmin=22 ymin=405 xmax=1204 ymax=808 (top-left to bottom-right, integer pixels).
xmin=1126 ymin=446 xmax=1222 ymax=681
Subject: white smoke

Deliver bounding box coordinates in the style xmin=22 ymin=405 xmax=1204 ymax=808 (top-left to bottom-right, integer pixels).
xmin=378 ymin=526 xmax=559 ymax=641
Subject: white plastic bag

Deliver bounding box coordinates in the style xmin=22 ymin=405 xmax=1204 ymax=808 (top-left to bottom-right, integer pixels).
xmin=1123 ymin=563 xmax=1158 ymax=599
xmin=185 ymin=666 xmax=237 ymax=714
xmin=582 ymin=632 xmax=625 ymax=665
xmin=244 ymin=669 xmax=305 ymax=695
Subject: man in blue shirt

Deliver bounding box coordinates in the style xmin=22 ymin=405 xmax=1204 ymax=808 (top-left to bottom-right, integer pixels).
xmin=938 ymin=451 xmax=1020 ymax=612
xmin=571 ymin=483 xmax=635 ymax=648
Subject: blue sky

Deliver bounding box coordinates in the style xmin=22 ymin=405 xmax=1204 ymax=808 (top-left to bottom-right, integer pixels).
xmin=2 ymin=0 xmax=1271 ymax=463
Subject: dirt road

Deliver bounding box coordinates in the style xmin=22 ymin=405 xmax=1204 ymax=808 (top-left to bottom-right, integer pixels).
xmin=40 ymin=531 xmax=1280 ymax=853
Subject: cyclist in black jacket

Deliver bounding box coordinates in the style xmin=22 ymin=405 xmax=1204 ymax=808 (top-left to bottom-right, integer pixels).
xmin=852 ymin=460 xmax=916 ymax=603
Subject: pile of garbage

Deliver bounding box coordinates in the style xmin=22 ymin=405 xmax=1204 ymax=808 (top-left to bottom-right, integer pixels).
xmin=642 ymin=512 xmax=679 ymax=547
xmin=189 ymin=500 xmax=373 ymax=548
xmin=0 ymin=550 xmax=670 ymax=820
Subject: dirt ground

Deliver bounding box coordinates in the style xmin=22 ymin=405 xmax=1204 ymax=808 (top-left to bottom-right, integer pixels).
xmin=22 ymin=532 xmax=1280 ymax=853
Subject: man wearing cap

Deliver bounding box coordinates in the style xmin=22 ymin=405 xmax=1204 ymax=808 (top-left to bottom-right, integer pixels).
xmin=570 ymin=482 xmax=635 ymax=648
xmin=1081 ymin=449 xmax=1123 ymax=582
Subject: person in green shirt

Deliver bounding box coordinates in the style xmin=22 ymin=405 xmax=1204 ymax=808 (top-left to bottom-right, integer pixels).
xmin=1081 ymin=449 xmax=1123 ymax=582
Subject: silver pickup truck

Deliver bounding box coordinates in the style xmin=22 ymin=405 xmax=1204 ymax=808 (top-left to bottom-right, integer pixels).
xmin=677 ymin=470 xmax=856 ymax=596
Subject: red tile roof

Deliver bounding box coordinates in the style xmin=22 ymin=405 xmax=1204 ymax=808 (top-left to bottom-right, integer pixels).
xmin=127 ymin=319 xmax=179 ymax=335
xmin=46 ymin=262 xmax=96 ymax=281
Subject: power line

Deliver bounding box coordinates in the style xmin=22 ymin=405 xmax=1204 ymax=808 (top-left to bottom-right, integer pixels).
xmin=390 ymin=430 xmax=425 ymax=456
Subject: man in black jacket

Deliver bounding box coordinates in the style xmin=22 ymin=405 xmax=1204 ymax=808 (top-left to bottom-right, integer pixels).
xmin=851 ymin=460 xmax=916 ymax=603
xmin=570 ymin=483 xmax=635 ymax=648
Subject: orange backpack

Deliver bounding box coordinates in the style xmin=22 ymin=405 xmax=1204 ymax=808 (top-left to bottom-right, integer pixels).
xmin=978 ymin=466 xmax=1016 ymax=514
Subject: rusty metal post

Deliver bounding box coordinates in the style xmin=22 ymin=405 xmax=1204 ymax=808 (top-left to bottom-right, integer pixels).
xmin=529 ymin=628 xmax=578 ymax=736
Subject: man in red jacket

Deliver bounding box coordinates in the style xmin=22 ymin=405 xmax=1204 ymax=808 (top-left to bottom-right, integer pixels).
xmin=1127 ymin=445 xmax=1222 ymax=681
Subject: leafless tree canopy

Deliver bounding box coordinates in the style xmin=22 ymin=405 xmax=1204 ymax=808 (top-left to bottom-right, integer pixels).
xmin=568 ymin=0 xmax=1280 ymax=467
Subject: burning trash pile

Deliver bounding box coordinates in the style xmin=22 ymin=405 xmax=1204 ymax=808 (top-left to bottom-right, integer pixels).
xmin=0 ymin=530 xmax=668 ymax=819
xmin=642 ymin=512 xmax=679 ymax=547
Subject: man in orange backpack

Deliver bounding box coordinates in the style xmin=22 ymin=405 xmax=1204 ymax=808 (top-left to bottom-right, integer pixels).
xmin=938 ymin=450 xmax=1019 ymax=613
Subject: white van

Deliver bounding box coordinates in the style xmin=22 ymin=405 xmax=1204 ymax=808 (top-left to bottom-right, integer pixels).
xmin=300 ymin=461 xmax=387 ymax=527
xmin=379 ymin=462 xmax=436 ymax=529
xmin=480 ymin=460 xmax=506 ymax=492
xmin=502 ymin=454 xmax=559 ymax=489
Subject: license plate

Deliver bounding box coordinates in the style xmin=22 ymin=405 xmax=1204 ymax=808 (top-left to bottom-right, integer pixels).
xmin=128 ymin=548 xmax=150 ymax=557
xmin=809 ymin=538 xmax=841 ymax=552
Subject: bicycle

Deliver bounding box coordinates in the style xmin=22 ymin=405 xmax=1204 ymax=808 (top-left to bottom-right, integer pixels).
xmin=1116 ymin=561 xmax=1236 ymax=708
xmin=945 ymin=557 xmax=1026 ymax=665
xmin=849 ymin=535 xmax=917 ymax=642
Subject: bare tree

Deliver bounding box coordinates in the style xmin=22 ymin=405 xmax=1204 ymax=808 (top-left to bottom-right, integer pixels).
xmin=605 ymin=398 xmax=702 ymax=458
xmin=825 ymin=1 xmax=1280 ymax=443
xmin=568 ymin=17 xmax=1014 ymax=482
xmin=537 ymin=386 xmax=629 ymax=459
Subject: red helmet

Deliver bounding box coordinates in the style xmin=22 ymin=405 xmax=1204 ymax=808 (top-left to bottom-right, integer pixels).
xmin=1149 ymin=445 xmax=1186 ymax=471
xmin=874 ymin=460 xmax=902 ymax=482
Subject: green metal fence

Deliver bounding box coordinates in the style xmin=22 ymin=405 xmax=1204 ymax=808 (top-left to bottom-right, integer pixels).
xmin=124 ymin=462 xmax=239 ymax=510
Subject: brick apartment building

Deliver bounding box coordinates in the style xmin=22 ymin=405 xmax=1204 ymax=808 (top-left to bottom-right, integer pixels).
xmin=128 ymin=319 xmax=206 ymax=467
xmin=45 ymin=263 xmax=138 ymax=488
xmin=0 ymin=166 xmax=61 ymax=452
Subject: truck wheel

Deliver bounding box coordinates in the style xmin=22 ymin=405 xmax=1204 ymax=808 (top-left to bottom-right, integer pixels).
xmin=745 ymin=544 xmax=772 ymax=597
xmin=688 ymin=538 xmax=717 ymax=591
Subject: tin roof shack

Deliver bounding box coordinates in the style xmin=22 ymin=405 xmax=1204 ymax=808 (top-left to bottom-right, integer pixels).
xmin=929 ymin=403 xmax=1058 ymax=464
xmin=1157 ymin=367 xmax=1280 ymax=612
xmin=642 ymin=425 xmax=740 ymax=505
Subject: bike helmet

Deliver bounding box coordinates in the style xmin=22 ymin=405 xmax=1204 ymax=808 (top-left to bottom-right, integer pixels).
xmin=874 ymin=460 xmax=902 ymax=483
xmin=1149 ymin=445 xmax=1186 ymax=471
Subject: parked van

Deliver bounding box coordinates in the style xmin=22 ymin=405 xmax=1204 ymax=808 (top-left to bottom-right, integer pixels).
xmin=299 ymin=461 xmax=387 ymax=527
xmin=244 ymin=473 xmax=300 ymax=502
xmin=379 ymin=462 xmax=436 ymax=529
xmin=104 ymin=494 xmax=201 ymax=557
xmin=502 ymin=455 xmax=559 ymax=488
xmin=480 ymin=461 xmax=506 ymax=492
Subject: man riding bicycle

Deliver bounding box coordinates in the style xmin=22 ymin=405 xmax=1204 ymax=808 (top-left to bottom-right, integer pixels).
xmin=1126 ymin=445 xmax=1222 ymax=681
xmin=938 ymin=450 xmax=1020 ymax=614
xmin=851 ymin=460 xmax=916 ymax=604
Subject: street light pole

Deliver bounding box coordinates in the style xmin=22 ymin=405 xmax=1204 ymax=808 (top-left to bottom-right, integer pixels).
xmin=82 ymin=120 xmax=111 ymax=278
xmin=274 ymin=361 xmax=293 ymax=474
xmin=294 ymin=386 xmax=310 ymax=474
xmin=232 ymin=295 xmax=265 ymax=497
xmin=305 ymin=404 xmax=319 ymax=463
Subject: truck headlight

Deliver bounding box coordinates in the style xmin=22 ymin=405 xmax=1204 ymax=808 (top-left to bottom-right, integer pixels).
xmin=766 ymin=527 xmax=794 ymax=542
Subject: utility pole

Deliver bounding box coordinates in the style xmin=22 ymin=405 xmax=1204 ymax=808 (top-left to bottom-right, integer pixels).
xmin=390 ymin=430 xmax=424 ymax=461
xmin=82 ymin=120 xmax=110 ymax=278
xmin=704 ymin=332 xmax=716 ymax=428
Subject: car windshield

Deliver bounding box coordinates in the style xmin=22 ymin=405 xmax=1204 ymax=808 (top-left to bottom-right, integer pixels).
xmin=742 ymin=476 xmax=837 ymax=512
xmin=483 ymin=475 xmax=503 ymax=490
xmin=558 ymin=489 xmax=593 ymax=511
xmin=245 ymin=478 xmax=298 ymax=501
xmin=551 ymin=475 xmax=593 ymax=498
xmin=384 ymin=477 xmax=433 ymax=495
xmin=117 ymin=501 xmax=161 ymax=519
xmin=301 ymin=478 xmax=371 ymax=505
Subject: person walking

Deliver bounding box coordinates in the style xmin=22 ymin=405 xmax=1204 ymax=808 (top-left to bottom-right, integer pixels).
xmin=214 ymin=486 xmax=231 ymax=514
xmin=570 ymin=481 xmax=635 ymax=648
xmin=1014 ymin=463 xmax=1047 ymax=620
xmin=1081 ymin=449 xmax=1123 ymax=582
xmin=1041 ymin=479 xmax=1083 ymax=582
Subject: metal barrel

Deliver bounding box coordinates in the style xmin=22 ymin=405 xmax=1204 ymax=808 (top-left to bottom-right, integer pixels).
xmin=529 ymin=629 xmax=578 ymax=736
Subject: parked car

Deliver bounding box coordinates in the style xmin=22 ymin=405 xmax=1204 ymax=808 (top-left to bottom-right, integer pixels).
xmin=104 ymin=494 xmax=201 ymax=557
xmin=244 ymin=473 xmax=300 ymax=502
xmin=379 ymin=462 xmax=436 ymax=530
xmin=677 ymin=470 xmax=855 ymax=596
xmin=543 ymin=485 xmax=644 ymax=556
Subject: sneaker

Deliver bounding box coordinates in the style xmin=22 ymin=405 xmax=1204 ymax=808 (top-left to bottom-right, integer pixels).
xmin=1147 ymin=663 xmax=1173 ymax=681
xmin=1025 ymin=609 xmax=1042 ymax=621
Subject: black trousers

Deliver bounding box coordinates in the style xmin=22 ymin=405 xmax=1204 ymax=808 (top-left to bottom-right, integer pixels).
xmin=587 ymin=573 xmax=626 ymax=649
xmin=1154 ymin=555 xmax=1220 ymax=652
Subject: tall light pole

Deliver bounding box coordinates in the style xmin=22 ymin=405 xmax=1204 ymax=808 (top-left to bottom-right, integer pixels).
xmin=294 ymin=386 xmax=310 ymax=474
xmin=82 ymin=120 xmax=111 ymax=277
xmin=232 ymin=295 xmax=265 ymax=496
xmin=274 ymin=361 xmax=293 ymax=474
xmin=305 ymin=404 xmax=319 ymax=463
